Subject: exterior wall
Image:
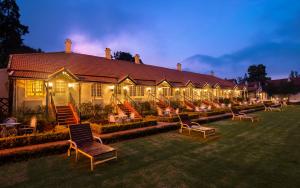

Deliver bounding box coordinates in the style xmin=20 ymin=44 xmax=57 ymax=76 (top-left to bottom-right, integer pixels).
xmin=12 ymin=77 xmax=245 ymax=111
xmin=0 ymin=69 xmax=8 ymax=98
xmin=15 ymin=79 xmax=46 ymax=110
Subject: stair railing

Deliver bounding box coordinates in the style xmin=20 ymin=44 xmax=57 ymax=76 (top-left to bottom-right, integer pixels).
xmin=50 ymin=93 xmax=57 ymax=122
xmin=69 ymin=93 xmax=80 ymax=123
xmin=110 ymin=93 xmax=123 ymax=113
xmin=124 ymin=93 xmax=142 ymax=115
xmin=159 ymin=94 xmax=171 ymax=107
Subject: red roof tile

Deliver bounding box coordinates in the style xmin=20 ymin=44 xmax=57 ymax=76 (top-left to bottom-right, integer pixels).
xmin=8 ymin=52 xmax=235 ymax=88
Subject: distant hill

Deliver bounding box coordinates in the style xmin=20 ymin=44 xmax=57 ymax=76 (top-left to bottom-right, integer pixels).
xmin=181 ymin=42 xmax=300 ymax=79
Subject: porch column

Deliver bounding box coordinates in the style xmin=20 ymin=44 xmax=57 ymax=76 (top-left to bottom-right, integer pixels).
xmin=78 ymin=83 xmax=81 ymax=123
xmin=45 ymin=81 xmax=49 ymax=118
xmin=8 ymin=78 xmax=15 ymax=116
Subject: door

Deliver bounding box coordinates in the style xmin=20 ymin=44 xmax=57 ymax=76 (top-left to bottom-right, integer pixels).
xmin=53 ymin=80 xmax=68 ymax=106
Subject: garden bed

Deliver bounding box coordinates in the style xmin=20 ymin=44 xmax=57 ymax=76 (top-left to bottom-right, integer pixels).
xmin=90 ymin=120 xmax=157 ymax=134
xmin=0 ymin=126 xmax=69 ymax=150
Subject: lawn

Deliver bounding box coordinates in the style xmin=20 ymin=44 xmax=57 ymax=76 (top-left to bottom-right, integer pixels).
xmin=1 ymin=106 xmax=300 ymax=188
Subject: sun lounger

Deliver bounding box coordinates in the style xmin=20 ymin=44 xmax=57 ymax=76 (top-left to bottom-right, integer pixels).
xmin=68 ymin=123 xmax=117 ymax=171
xmin=177 ymin=114 xmax=216 ymax=138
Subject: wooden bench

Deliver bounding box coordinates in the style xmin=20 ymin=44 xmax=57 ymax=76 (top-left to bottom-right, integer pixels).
xmin=68 ymin=123 xmax=117 ymax=171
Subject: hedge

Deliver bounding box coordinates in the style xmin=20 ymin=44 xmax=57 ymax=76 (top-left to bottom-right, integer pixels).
xmin=0 ymin=129 xmax=69 ymax=150
xmin=91 ymin=120 xmax=157 ymax=134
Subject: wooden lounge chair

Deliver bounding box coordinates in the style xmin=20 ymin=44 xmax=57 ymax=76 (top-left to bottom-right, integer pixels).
xmin=263 ymin=103 xmax=281 ymax=112
xmin=177 ymin=114 xmax=216 ymax=138
xmin=230 ymin=108 xmax=244 ymax=121
xmin=230 ymin=108 xmax=259 ymax=123
xmin=68 ymin=123 xmax=117 ymax=171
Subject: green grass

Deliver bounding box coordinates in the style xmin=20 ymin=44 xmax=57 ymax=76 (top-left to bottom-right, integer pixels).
xmin=1 ymin=106 xmax=300 ymax=188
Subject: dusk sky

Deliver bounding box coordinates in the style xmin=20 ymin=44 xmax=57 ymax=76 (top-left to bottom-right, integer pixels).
xmin=18 ymin=0 xmax=300 ymax=79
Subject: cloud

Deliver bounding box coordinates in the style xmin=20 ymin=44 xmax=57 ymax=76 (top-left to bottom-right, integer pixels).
xmin=181 ymin=41 xmax=300 ymax=79
xmin=67 ymin=31 xmax=175 ymax=68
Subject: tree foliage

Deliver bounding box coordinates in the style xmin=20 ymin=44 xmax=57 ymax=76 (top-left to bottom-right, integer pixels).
xmin=113 ymin=51 xmax=143 ymax=64
xmin=265 ymin=79 xmax=300 ymax=96
xmin=247 ymin=64 xmax=270 ymax=82
xmin=289 ymin=70 xmax=299 ymax=78
xmin=0 ymin=0 xmax=41 ymax=68
xmin=113 ymin=51 xmax=134 ymax=62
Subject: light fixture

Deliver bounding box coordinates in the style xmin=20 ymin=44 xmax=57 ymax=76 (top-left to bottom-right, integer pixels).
xmin=68 ymin=83 xmax=75 ymax=88
xmin=123 ymin=86 xmax=129 ymax=91
xmin=146 ymin=87 xmax=151 ymax=92
xmin=108 ymin=85 xmax=115 ymax=91
xmin=47 ymin=82 xmax=53 ymax=88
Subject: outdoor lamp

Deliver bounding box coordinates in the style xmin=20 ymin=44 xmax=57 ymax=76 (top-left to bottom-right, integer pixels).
xmin=108 ymin=85 xmax=115 ymax=91
xmin=68 ymin=83 xmax=75 ymax=88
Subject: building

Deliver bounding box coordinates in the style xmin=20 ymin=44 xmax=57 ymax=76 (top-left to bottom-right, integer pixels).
xmin=4 ymin=39 xmax=245 ymax=124
xmin=266 ymin=78 xmax=300 ymax=103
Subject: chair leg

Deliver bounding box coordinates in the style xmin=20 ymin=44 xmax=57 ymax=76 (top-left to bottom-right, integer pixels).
xmin=91 ymin=158 xmax=94 ymax=171
xmin=67 ymin=147 xmax=71 ymax=157
xmin=75 ymin=150 xmax=78 ymax=162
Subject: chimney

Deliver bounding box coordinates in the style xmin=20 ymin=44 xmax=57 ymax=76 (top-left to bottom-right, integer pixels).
xmin=177 ymin=63 xmax=182 ymax=71
xmin=105 ymin=48 xmax=111 ymax=59
xmin=210 ymin=70 xmax=215 ymax=76
xmin=65 ymin=38 xmax=72 ymax=53
xmin=134 ymin=54 xmax=140 ymax=64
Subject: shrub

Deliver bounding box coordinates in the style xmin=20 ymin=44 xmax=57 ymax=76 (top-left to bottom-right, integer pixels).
xmin=91 ymin=120 xmax=157 ymax=134
xmin=0 ymin=128 xmax=69 ymax=150
xmin=157 ymin=116 xmax=179 ymax=122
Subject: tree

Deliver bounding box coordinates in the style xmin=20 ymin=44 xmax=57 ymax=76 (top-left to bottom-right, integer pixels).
xmin=113 ymin=51 xmax=143 ymax=64
xmin=247 ymin=64 xmax=270 ymax=83
xmin=0 ymin=0 xmax=41 ymax=68
xmin=113 ymin=51 xmax=134 ymax=62
xmin=289 ymin=70 xmax=299 ymax=78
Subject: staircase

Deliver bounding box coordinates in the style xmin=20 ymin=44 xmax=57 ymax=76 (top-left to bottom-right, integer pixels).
xmin=117 ymin=102 xmax=142 ymax=119
xmin=184 ymin=100 xmax=196 ymax=110
xmin=56 ymin=106 xmax=77 ymax=126
xmin=156 ymin=100 xmax=168 ymax=110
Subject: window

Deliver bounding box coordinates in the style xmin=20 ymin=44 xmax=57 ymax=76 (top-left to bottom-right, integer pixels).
xmin=129 ymin=85 xmax=144 ymax=97
xmin=186 ymin=88 xmax=193 ymax=97
xmin=162 ymin=87 xmax=172 ymax=96
xmin=55 ymin=80 xmax=67 ymax=96
xmin=91 ymin=83 xmax=102 ymax=97
xmin=136 ymin=86 xmax=144 ymax=96
xmin=25 ymin=80 xmax=44 ymax=97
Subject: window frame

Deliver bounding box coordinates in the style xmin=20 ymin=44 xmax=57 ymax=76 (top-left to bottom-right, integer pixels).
xmin=25 ymin=80 xmax=44 ymax=97
xmin=91 ymin=83 xmax=102 ymax=98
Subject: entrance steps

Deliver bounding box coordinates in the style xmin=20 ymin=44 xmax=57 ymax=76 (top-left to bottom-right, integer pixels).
xmin=56 ymin=106 xmax=77 ymax=126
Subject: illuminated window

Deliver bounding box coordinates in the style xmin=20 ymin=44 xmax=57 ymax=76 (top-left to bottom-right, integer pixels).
xmin=91 ymin=83 xmax=102 ymax=97
xmin=162 ymin=87 xmax=172 ymax=96
xmin=129 ymin=85 xmax=144 ymax=97
xmin=25 ymin=80 xmax=44 ymax=97
xmin=55 ymin=80 xmax=67 ymax=95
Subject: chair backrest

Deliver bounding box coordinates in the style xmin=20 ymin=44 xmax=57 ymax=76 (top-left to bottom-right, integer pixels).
xmin=177 ymin=114 xmax=190 ymax=125
xmin=69 ymin=124 xmax=93 ymax=145
xmin=109 ymin=114 xmax=116 ymax=123
xmin=230 ymin=107 xmax=239 ymax=115
xmin=30 ymin=116 xmax=37 ymax=129
xmin=4 ymin=117 xmax=17 ymax=123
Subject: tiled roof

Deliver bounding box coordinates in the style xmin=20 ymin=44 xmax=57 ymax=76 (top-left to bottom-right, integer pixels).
xmin=8 ymin=52 xmax=236 ymax=88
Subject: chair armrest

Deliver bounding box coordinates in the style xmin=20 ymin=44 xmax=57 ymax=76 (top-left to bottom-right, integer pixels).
xmin=239 ymin=112 xmax=246 ymax=115
xmin=181 ymin=123 xmax=191 ymax=129
xmin=68 ymin=140 xmax=77 ymax=149
xmin=191 ymin=122 xmax=201 ymax=127
xmin=93 ymin=136 xmax=103 ymax=144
